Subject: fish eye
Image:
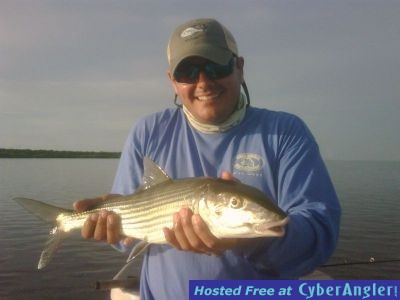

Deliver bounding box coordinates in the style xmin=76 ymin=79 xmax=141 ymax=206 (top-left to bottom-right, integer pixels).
xmin=229 ymin=197 xmax=243 ymax=209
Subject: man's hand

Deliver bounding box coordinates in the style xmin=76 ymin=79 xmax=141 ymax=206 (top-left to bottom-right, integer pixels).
xmin=73 ymin=194 xmax=133 ymax=246
xmin=163 ymin=171 xmax=240 ymax=255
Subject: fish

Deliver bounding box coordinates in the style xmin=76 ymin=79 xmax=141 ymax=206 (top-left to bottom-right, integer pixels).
xmin=13 ymin=157 xmax=288 ymax=270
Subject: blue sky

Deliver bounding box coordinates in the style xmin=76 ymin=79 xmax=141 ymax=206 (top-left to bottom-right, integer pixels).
xmin=1 ymin=0 xmax=399 ymax=161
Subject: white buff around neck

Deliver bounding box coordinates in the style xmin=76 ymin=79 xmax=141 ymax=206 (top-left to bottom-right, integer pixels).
xmin=182 ymin=93 xmax=247 ymax=134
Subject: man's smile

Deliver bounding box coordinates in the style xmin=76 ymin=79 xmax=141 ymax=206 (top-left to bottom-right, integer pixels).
xmin=195 ymin=91 xmax=223 ymax=102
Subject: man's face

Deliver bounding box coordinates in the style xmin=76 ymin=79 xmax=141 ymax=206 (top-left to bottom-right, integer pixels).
xmin=169 ymin=56 xmax=244 ymax=125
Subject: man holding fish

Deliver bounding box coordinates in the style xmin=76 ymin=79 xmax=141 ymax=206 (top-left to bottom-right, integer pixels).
xmin=75 ymin=18 xmax=341 ymax=299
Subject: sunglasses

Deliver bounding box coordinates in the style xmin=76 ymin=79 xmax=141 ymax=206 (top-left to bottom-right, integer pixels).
xmin=173 ymin=57 xmax=235 ymax=84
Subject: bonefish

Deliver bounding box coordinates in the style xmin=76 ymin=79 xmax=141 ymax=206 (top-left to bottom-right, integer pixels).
xmin=14 ymin=157 xmax=288 ymax=269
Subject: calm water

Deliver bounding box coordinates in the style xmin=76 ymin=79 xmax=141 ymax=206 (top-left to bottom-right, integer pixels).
xmin=0 ymin=159 xmax=399 ymax=299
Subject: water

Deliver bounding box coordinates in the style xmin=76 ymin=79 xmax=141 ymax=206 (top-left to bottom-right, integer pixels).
xmin=322 ymin=160 xmax=400 ymax=279
xmin=0 ymin=159 xmax=128 ymax=300
xmin=0 ymin=159 xmax=399 ymax=299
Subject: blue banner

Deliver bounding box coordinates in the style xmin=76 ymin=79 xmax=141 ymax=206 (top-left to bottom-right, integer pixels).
xmin=189 ymin=280 xmax=399 ymax=300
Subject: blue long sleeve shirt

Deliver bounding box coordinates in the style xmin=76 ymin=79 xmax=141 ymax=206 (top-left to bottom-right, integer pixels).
xmin=111 ymin=106 xmax=341 ymax=300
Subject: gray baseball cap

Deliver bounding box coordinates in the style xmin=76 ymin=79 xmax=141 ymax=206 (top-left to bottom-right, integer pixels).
xmin=167 ymin=18 xmax=238 ymax=75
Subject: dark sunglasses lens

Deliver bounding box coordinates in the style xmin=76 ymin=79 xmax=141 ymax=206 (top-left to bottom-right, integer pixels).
xmin=174 ymin=58 xmax=234 ymax=83
xmin=205 ymin=60 xmax=234 ymax=80
xmin=174 ymin=64 xmax=199 ymax=83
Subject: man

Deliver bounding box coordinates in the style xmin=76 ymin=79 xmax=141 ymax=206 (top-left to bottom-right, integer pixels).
xmin=74 ymin=18 xmax=341 ymax=299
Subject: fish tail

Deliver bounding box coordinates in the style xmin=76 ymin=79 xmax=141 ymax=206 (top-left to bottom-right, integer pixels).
xmin=13 ymin=197 xmax=72 ymax=222
xmin=13 ymin=197 xmax=73 ymax=269
xmin=38 ymin=227 xmax=68 ymax=269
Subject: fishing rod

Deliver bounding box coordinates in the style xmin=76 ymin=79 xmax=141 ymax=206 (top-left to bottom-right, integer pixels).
xmin=95 ymin=257 xmax=400 ymax=290
xmin=321 ymin=257 xmax=400 ymax=268
xmin=95 ymin=276 xmax=139 ymax=290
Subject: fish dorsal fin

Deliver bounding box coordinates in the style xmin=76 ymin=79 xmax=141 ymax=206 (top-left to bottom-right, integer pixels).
xmin=141 ymin=157 xmax=171 ymax=190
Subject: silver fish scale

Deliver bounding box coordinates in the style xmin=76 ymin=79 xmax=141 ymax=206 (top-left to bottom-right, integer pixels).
xmin=119 ymin=183 xmax=198 ymax=243
xmin=60 ymin=179 xmax=203 ymax=243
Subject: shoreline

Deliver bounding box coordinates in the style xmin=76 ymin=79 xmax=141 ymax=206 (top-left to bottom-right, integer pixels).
xmin=0 ymin=148 xmax=121 ymax=159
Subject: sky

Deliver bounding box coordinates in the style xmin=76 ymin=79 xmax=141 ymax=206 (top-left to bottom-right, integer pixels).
xmin=1 ymin=0 xmax=399 ymax=161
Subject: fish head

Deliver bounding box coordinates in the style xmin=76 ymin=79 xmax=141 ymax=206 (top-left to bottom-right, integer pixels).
xmin=198 ymin=179 xmax=288 ymax=239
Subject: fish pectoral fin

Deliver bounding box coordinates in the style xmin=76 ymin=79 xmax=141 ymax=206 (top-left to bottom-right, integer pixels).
xmin=113 ymin=240 xmax=150 ymax=280
xmin=38 ymin=227 xmax=68 ymax=269
xmin=113 ymin=259 xmax=136 ymax=280
xmin=126 ymin=240 xmax=149 ymax=263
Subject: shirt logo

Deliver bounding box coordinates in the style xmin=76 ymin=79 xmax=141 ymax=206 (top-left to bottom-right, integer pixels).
xmin=233 ymin=153 xmax=264 ymax=174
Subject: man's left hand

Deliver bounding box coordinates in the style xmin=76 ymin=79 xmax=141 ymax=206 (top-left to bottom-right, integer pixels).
xmin=163 ymin=171 xmax=240 ymax=255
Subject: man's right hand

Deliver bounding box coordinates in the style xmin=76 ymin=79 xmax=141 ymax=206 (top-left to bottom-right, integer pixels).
xmin=73 ymin=194 xmax=133 ymax=246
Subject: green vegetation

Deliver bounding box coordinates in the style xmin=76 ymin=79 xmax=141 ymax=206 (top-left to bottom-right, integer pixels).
xmin=0 ymin=148 xmax=121 ymax=158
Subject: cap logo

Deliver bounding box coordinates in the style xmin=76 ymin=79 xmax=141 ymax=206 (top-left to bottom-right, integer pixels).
xmin=180 ymin=24 xmax=207 ymax=39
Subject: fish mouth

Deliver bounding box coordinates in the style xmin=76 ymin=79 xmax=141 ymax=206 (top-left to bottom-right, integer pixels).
xmin=254 ymin=217 xmax=289 ymax=237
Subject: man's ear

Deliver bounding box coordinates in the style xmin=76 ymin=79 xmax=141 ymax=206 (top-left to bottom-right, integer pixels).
xmin=236 ymin=56 xmax=245 ymax=82
xmin=167 ymin=71 xmax=179 ymax=94
xmin=236 ymin=56 xmax=244 ymax=69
